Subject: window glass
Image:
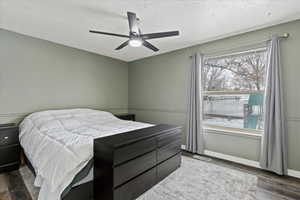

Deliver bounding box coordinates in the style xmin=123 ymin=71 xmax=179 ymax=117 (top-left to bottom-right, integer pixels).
xmin=202 ymin=50 xmax=267 ymax=132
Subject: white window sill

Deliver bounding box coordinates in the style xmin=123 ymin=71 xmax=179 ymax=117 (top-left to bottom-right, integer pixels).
xmin=204 ymin=126 xmax=262 ymax=140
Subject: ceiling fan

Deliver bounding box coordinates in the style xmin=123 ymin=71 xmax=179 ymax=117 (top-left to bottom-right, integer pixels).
xmin=89 ymin=12 xmax=179 ymax=52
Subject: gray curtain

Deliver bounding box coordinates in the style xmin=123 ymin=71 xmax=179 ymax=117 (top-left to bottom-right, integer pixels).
xmin=260 ymin=36 xmax=287 ymax=175
xmin=186 ymin=53 xmax=205 ymax=154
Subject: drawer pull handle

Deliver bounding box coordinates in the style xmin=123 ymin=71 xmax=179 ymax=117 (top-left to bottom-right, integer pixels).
xmin=4 ymin=136 xmax=8 ymax=140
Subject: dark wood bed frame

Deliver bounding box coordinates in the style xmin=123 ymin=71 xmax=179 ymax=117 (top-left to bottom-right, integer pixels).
xmin=24 ymin=124 xmax=182 ymax=200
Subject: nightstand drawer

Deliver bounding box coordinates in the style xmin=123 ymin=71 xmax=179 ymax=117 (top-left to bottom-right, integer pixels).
xmin=0 ymin=127 xmax=19 ymax=146
xmin=115 ymin=114 xmax=135 ymax=121
xmin=0 ymin=145 xmax=20 ymax=166
xmin=0 ymin=123 xmax=15 ymax=128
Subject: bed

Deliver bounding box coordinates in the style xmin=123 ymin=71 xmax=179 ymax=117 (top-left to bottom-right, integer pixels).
xmin=20 ymin=109 xmax=182 ymax=200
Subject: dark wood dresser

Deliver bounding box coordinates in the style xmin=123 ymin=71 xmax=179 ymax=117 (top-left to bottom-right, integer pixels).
xmin=94 ymin=124 xmax=182 ymax=200
xmin=0 ymin=123 xmax=20 ymax=173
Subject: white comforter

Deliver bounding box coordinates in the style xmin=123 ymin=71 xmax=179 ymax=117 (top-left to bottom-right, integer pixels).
xmin=19 ymin=109 xmax=153 ymax=200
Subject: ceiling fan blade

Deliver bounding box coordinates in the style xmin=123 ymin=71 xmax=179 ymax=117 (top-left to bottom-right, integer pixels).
xmin=127 ymin=12 xmax=139 ymax=34
xmin=89 ymin=30 xmax=129 ymax=38
xmin=115 ymin=40 xmax=129 ymax=50
xmin=141 ymin=31 xmax=179 ymax=40
xmin=143 ymin=40 xmax=159 ymax=52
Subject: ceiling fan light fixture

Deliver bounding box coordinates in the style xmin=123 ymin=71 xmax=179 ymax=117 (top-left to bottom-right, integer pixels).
xmin=129 ymin=39 xmax=142 ymax=47
xmin=90 ymin=12 xmax=179 ymax=52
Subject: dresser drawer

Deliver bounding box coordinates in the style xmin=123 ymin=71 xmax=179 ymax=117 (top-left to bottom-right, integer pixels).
xmin=0 ymin=127 xmax=19 ymax=147
xmin=114 ymin=137 xmax=156 ymax=166
xmin=114 ymin=151 xmax=156 ymax=187
xmin=157 ymin=139 xmax=181 ymax=163
xmin=0 ymin=145 xmax=20 ymax=166
xmin=157 ymin=130 xmax=181 ymax=148
xmin=114 ymin=167 xmax=156 ymax=200
xmin=157 ymin=153 xmax=181 ymax=182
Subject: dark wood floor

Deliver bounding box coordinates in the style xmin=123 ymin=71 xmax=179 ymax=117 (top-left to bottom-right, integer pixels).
xmin=0 ymin=170 xmax=32 ymax=200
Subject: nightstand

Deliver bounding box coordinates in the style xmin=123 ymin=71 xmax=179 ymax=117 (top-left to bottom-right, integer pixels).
xmin=0 ymin=123 xmax=20 ymax=173
xmin=115 ymin=113 xmax=136 ymax=121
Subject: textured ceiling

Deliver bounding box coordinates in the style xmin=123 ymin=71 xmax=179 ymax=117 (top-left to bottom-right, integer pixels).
xmin=1 ymin=0 xmax=300 ymax=61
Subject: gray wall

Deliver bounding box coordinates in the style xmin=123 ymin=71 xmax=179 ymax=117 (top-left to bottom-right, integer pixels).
xmin=0 ymin=29 xmax=128 ymax=123
xmin=128 ymin=20 xmax=300 ymax=171
xmin=1 ymin=21 xmax=299 ymax=171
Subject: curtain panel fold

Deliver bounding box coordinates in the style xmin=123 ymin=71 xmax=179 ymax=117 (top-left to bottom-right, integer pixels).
xmin=260 ymin=36 xmax=287 ymax=175
xmin=186 ymin=53 xmax=205 ymax=154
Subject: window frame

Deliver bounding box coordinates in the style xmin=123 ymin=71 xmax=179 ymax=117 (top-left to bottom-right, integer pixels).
xmin=201 ymin=49 xmax=267 ymax=135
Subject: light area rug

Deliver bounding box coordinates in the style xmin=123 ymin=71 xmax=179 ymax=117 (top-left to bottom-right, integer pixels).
xmin=138 ymin=156 xmax=257 ymax=200
xmin=20 ymin=156 xmax=260 ymax=200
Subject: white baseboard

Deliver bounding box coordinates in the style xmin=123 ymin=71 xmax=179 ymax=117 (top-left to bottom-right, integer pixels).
xmin=181 ymin=145 xmax=300 ymax=179
xmin=203 ymin=150 xmax=260 ymax=168
xmin=288 ymin=169 xmax=300 ymax=178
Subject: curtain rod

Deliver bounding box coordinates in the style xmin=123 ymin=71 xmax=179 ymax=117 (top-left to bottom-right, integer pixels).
xmin=189 ymin=33 xmax=290 ymax=59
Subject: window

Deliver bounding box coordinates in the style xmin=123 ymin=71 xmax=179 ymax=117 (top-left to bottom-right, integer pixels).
xmin=202 ymin=49 xmax=267 ymax=134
